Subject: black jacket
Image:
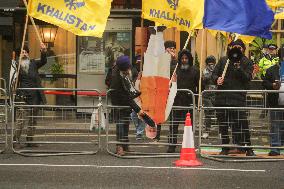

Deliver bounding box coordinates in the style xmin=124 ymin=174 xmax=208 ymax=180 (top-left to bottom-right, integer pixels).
xmin=173 ymin=65 xmax=200 ymax=107
xmin=262 ymin=64 xmax=280 ymax=107
xmin=110 ymin=66 xmax=140 ymax=113
xmin=212 ymin=56 xmax=253 ymax=106
xmin=18 ymin=52 xmax=47 ymax=105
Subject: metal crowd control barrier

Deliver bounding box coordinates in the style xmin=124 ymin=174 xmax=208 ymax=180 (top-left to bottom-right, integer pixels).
xmin=0 ymin=88 xmax=8 ymax=153
xmin=106 ymin=89 xmax=196 ymax=158
xmin=11 ymin=88 xmax=102 ymax=157
xmin=199 ymin=90 xmax=284 ymax=162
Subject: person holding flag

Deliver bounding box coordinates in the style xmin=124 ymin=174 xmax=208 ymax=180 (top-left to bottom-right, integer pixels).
xmin=167 ymin=49 xmax=199 ymax=153
xmin=212 ymin=39 xmax=255 ymax=156
xmin=110 ymin=55 xmax=156 ymax=156
xmin=13 ymin=43 xmax=47 ymax=147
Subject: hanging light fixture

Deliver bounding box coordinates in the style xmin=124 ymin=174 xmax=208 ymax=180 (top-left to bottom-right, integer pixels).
xmin=39 ymin=24 xmax=58 ymax=47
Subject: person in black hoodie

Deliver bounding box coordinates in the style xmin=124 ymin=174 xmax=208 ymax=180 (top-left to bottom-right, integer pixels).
xmin=212 ymin=39 xmax=255 ymax=156
xmin=262 ymin=47 xmax=284 ymax=156
xmin=167 ymin=49 xmax=199 ymax=153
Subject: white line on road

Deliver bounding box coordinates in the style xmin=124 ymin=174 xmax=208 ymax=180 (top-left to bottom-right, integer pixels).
xmin=0 ymin=164 xmax=266 ymax=172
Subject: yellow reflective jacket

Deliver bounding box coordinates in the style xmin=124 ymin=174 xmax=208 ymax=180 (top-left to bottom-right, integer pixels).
xmin=258 ymin=56 xmax=279 ymax=76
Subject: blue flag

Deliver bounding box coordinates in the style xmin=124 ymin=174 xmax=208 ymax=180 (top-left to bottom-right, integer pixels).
xmin=203 ymin=0 xmax=274 ymax=39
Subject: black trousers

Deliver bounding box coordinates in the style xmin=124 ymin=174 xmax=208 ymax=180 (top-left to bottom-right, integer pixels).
xmin=114 ymin=108 xmax=131 ymax=148
xmin=216 ymin=109 xmax=251 ymax=147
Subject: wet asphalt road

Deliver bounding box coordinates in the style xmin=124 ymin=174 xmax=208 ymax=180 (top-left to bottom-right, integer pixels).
xmin=0 ymin=151 xmax=283 ymax=189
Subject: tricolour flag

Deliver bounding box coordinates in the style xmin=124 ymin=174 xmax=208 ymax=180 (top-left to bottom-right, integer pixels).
xmin=139 ymin=30 xmax=177 ymax=124
xmin=28 ymin=0 xmax=112 ymax=37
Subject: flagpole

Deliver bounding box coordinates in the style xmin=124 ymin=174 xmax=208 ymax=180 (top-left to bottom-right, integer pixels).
xmin=13 ymin=14 xmax=29 ymax=92
xmin=221 ymin=33 xmax=240 ymax=79
xmin=22 ymin=0 xmax=43 ymax=44
xmin=197 ymin=28 xmax=206 ymax=148
xmin=198 ymin=29 xmax=205 ymax=111
xmin=140 ymin=18 xmax=144 ymax=72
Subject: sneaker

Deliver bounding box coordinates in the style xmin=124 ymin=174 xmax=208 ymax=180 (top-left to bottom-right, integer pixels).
xmin=268 ymin=151 xmax=280 ymax=156
xmin=219 ymin=148 xmax=229 ymax=155
xmin=246 ymin=149 xmax=256 ymax=156
xmin=167 ymin=146 xmax=176 ymax=153
xmin=202 ymin=133 xmax=209 ymax=139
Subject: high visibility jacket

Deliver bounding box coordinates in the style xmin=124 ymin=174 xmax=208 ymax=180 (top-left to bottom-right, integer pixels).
xmin=258 ymin=56 xmax=279 ymax=76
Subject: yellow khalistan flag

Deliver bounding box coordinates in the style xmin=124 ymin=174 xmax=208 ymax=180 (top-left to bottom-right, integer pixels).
xmin=142 ymin=0 xmax=204 ymax=32
xmin=28 ymin=0 xmax=112 ymax=37
xmin=266 ymin=0 xmax=284 ymax=19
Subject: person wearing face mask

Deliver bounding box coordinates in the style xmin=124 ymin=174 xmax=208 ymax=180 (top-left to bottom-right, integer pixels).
xmin=212 ymin=39 xmax=255 ymax=156
xmin=110 ymin=55 xmax=156 ymax=155
xmin=201 ymin=55 xmax=217 ymax=139
xmin=258 ymin=44 xmax=279 ymax=78
xmin=167 ymin=49 xmax=199 ymax=153
xmin=13 ymin=43 xmax=47 ymax=148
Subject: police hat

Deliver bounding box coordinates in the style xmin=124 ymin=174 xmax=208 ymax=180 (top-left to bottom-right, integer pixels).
xmin=268 ymin=44 xmax=278 ymax=50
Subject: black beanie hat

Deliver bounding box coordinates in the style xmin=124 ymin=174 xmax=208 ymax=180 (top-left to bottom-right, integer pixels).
xmin=116 ymin=55 xmax=131 ymax=71
xmin=229 ymin=39 xmax=246 ymax=51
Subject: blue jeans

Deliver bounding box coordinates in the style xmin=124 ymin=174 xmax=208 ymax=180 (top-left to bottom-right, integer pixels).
xmin=270 ymin=110 xmax=284 ymax=154
xmin=131 ymin=111 xmax=145 ymax=136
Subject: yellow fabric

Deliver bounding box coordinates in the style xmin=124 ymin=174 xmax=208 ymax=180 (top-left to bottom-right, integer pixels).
xmin=266 ymin=0 xmax=284 ymax=19
xmin=28 ymin=0 xmax=112 ymax=37
xmin=209 ymin=30 xmax=255 ymax=44
xmin=142 ymin=0 xmax=204 ymax=32
xmin=239 ymin=35 xmax=256 ymax=44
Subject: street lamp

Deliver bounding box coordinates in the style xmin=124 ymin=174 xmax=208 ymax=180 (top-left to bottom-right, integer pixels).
xmin=39 ymin=25 xmax=58 ymax=48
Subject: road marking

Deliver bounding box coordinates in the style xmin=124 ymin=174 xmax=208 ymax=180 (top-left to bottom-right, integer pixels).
xmin=0 ymin=164 xmax=266 ymax=172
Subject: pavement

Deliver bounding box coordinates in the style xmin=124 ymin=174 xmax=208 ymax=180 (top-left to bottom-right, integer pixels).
xmin=0 ymin=108 xmax=282 ymax=189
xmin=0 ymin=147 xmax=283 ymax=189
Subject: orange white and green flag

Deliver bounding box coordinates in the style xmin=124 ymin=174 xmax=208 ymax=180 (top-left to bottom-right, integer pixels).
xmin=138 ymin=30 xmax=177 ymax=124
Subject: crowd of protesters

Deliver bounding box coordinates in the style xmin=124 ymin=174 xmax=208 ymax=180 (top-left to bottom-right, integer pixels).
xmin=12 ymin=34 xmax=282 ymax=157
xmin=105 ymin=36 xmax=284 ymax=156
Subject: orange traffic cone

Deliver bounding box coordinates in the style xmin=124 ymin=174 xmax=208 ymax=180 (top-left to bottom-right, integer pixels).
xmin=174 ymin=113 xmax=203 ymax=167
